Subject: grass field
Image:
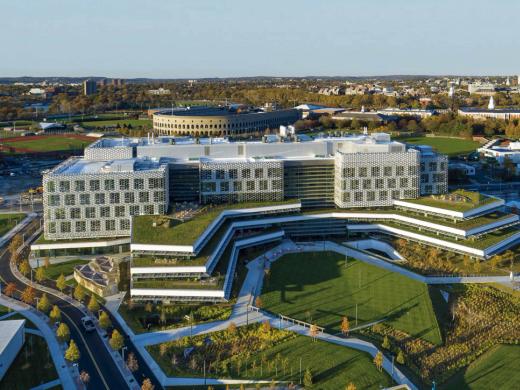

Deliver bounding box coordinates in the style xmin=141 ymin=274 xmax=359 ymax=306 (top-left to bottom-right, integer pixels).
xmin=43 ymin=259 xmax=89 ymax=280
xmin=0 ymin=333 xmax=58 ymax=390
xmin=441 ymin=344 xmax=520 ymax=390
xmin=1 ymin=135 xmax=95 ymax=153
xmin=149 ymin=324 xmax=394 ymax=389
xmin=0 ymin=213 xmax=25 ymax=237
xmin=400 ymin=136 xmax=481 ymax=156
xmin=80 ymin=119 xmax=152 ymax=128
xmin=261 ymin=252 xmax=442 ymax=345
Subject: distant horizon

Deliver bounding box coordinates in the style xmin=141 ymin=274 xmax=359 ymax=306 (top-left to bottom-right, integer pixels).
xmin=1 ymin=0 xmax=518 ymax=78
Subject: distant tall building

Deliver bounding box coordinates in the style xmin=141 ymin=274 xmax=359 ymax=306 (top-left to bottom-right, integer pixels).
xmin=111 ymin=79 xmax=125 ymax=87
xmin=83 ymin=80 xmax=97 ymax=96
xmin=488 ymin=96 xmax=495 ymax=110
xmin=97 ymin=79 xmax=108 ymax=87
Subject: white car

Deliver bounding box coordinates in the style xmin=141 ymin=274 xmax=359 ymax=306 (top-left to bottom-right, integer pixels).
xmin=81 ymin=316 xmax=96 ymax=332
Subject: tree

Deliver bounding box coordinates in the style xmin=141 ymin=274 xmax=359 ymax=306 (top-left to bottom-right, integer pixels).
xmin=19 ymin=260 xmax=30 ymax=276
xmin=396 ymin=349 xmax=405 ymax=365
xmin=99 ymin=311 xmax=112 ymax=330
xmin=8 ymin=234 xmax=22 ymax=259
xmin=37 ymin=293 xmax=50 ymax=313
xmin=141 ymin=378 xmax=154 ymax=390
xmin=73 ymin=284 xmax=86 ymax=302
xmin=309 ymin=324 xmax=318 ymax=341
xmin=4 ymin=282 xmax=16 ymax=297
xmin=87 ymin=294 xmax=100 ymax=313
xmin=65 ymin=339 xmax=80 ymax=363
xmin=382 ymin=335 xmax=391 ymax=350
xmin=254 ymin=296 xmax=263 ymax=308
xmin=79 ymin=370 xmax=90 ymax=386
xmin=303 ymin=367 xmax=313 ymax=388
xmin=56 ymin=273 xmax=67 ymax=292
xmin=49 ymin=305 xmax=61 ymax=324
xmin=144 ymin=302 xmax=153 ymax=313
xmin=340 ymin=316 xmax=350 ymax=336
xmin=474 ymin=259 xmax=481 ymax=273
xmin=56 ymin=322 xmax=70 ymax=343
xmin=35 ymin=266 xmax=45 ymax=283
xmin=227 ymin=322 xmax=237 ymax=335
xmin=126 ymin=352 xmax=139 ymax=372
xmin=346 ymin=383 xmax=357 ymax=390
xmin=44 ymin=256 xmax=51 ymax=268
xmin=109 ymin=329 xmax=125 ymax=351
xmin=20 ymin=286 xmax=35 ymax=304
xmin=373 ymin=351 xmax=383 ymax=372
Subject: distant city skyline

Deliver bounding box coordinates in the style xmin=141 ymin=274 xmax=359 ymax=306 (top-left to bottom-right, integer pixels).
xmin=1 ymin=0 xmax=519 ymax=78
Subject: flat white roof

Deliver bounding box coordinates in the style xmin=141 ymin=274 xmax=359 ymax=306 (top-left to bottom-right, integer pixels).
xmin=0 ymin=319 xmax=25 ymax=356
xmin=51 ymin=157 xmax=165 ymax=176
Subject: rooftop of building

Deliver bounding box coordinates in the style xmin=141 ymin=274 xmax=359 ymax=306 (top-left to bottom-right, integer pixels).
xmin=0 ymin=320 xmax=25 ymax=356
xmin=459 ymin=107 xmax=520 ymax=113
xmin=398 ymin=190 xmax=499 ymax=213
xmin=48 ymin=157 xmax=166 ymax=176
xmin=154 ymin=105 xmax=296 ymax=118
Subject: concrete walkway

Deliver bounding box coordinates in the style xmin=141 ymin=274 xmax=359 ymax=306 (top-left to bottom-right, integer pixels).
xmin=0 ymin=296 xmax=77 ymax=390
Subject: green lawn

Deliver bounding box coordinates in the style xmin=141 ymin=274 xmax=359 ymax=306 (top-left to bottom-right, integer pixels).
xmin=1 ymin=135 xmax=95 ymax=152
xmin=42 ymin=259 xmax=89 ymax=280
xmin=401 ymin=136 xmax=481 ymax=156
xmin=132 ymin=200 xmax=299 ymax=245
xmin=261 ymin=252 xmax=442 ymax=345
xmin=148 ymin=323 xmax=394 ymax=389
xmin=0 ymin=213 xmax=25 ymax=237
xmin=441 ymin=344 xmax=520 ymax=390
xmin=0 ymin=333 xmax=58 ymax=390
xmin=80 ymin=119 xmax=152 ymax=128
xmin=400 ymin=190 xmax=497 ymax=213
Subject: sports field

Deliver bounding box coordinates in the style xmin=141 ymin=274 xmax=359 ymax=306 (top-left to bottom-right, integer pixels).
xmin=0 ymin=134 xmax=95 ymax=153
xmin=441 ymin=344 xmax=520 ymax=390
xmin=261 ymin=251 xmax=442 ymax=344
xmin=400 ymin=136 xmax=481 ymax=156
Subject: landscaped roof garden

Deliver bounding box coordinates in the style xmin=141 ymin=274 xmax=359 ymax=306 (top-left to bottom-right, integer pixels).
xmin=401 ymin=190 xmax=499 ymax=212
xmin=132 ymin=200 xmax=299 ymax=246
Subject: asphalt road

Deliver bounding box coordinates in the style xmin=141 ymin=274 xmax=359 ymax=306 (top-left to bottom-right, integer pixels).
xmin=0 ymin=220 xmax=163 ymax=389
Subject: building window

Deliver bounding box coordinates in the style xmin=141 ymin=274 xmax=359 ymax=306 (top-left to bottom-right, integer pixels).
xmin=255 ymin=168 xmax=263 ymax=178
xmin=129 ymin=205 xmax=140 ymax=216
xmin=358 ymin=167 xmax=367 ymax=177
xmin=272 ymin=180 xmax=282 ymax=190
xmin=233 ymin=181 xmax=243 ymax=191
xmin=89 ymin=180 xmax=100 ymax=191
xmin=102 ymin=180 xmax=113 ymax=191
xmin=100 ymin=207 xmax=110 ymax=218
xmin=85 ymin=207 xmax=96 ymax=218
xmin=47 ymin=222 xmax=56 ymax=234
xmin=216 ymin=170 xmax=225 ymax=179
xmin=242 ymin=169 xmax=251 ymax=179
xmin=342 ymin=192 xmax=351 ymax=203
xmin=115 ymin=206 xmax=125 ymax=217
xmin=75 ymin=221 xmax=86 ymax=233
xmin=387 ymin=178 xmax=396 ymax=189
xmin=134 ymin=179 xmax=144 ymax=190
xmin=392 ymin=190 xmax=400 ymax=199
xmin=74 ymin=180 xmax=85 ymax=191
xmin=46 ymin=181 xmax=55 ymax=193
xmin=408 ymin=166 xmax=417 ymax=175
xmin=219 ymin=182 xmax=229 ymax=192
xmin=64 ymin=194 xmax=75 ymax=206
xmin=60 ymin=222 xmax=71 ymax=233
xmin=350 ymin=180 xmax=359 ymax=190
xmin=144 ymin=205 xmax=155 ymax=214
xmin=149 ymin=178 xmax=164 ymax=189
xmin=95 ymin=193 xmax=105 ymax=205
xmin=202 ymin=182 xmax=216 ymax=192
xmin=400 ymin=178 xmax=409 ymax=187
xmin=379 ymin=191 xmax=388 ymax=200
xmin=246 ymin=181 xmax=255 ymax=191
xmin=362 ymin=179 xmax=371 ymax=190
xmin=139 ymin=192 xmax=149 ymax=203
xmin=105 ymin=220 xmax=116 ymax=231
xmin=343 ymin=168 xmax=355 ymax=178
xmin=110 ymin=193 xmax=120 ymax=204
xmin=120 ymin=219 xmax=130 ymax=230
xmin=59 ymin=181 xmax=70 ymax=192
xmin=428 ymin=162 xmax=437 ymax=171
xmin=384 ymin=167 xmax=392 ymax=176
xmin=354 ymin=192 xmax=363 ymax=202
xmin=259 ymin=180 xmax=268 ymax=191
xmin=48 ymin=195 xmax=60 ymax=206
xmin=268 ymin=168 xmax=281 ymax=177
xmin=153 ymin=191 xmax=165 ymax=202
xmin=124 ymin=192 xmax=135 ymax=203
xmin=229 ymin=169 xmax=238 ymax=179
xmin=421 ymin=174 xmax=429 ymax=183
xmin=371 ymin=167 xmax=380 ymax=177
xmin=55 ymin=209 xmax=66 ymax=219
xmin=375 ymin=179 xmax=384 ymax=189
xmin=70 ymin=208 xmax=80 ymax=219
xmin=201 ymin=170 xmax=212 ymax=180
xmin=79 ymin=194 xmax=90 ymax=205
xmin=367 ymin=191 xmax=376 ymax=201
xmin=91 ymin=220 xmax=101 ymax=232
xmin=396 ymin=166 xmax=404 ymax=176
xmin=119 ymin=179 xmax=130 ymax=190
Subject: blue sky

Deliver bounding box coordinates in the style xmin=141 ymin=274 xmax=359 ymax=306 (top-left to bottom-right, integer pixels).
xmin=1 ymin=0 xmax=519 ymax=78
